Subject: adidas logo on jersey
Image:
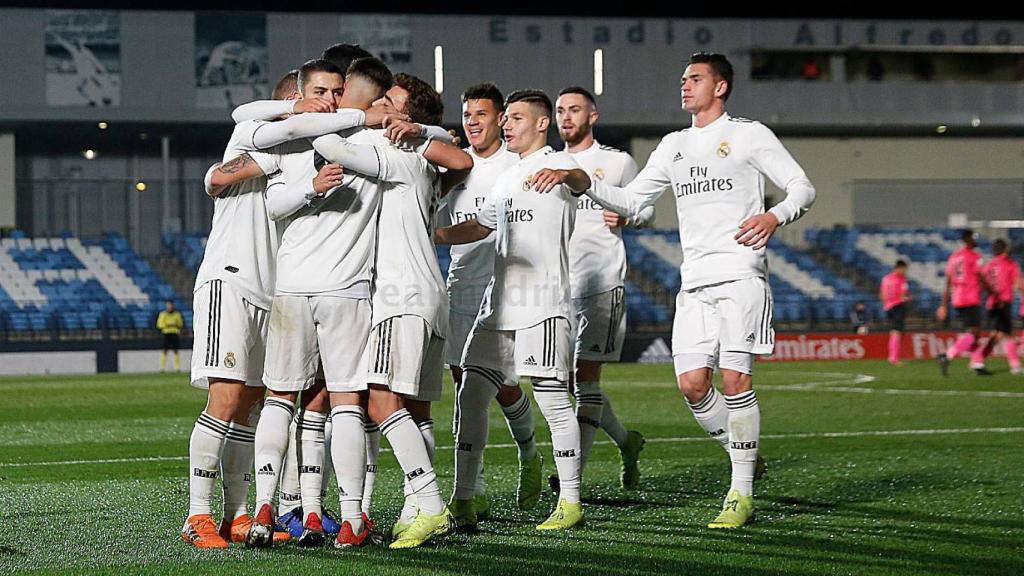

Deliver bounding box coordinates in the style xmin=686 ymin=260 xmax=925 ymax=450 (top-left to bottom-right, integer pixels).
xmin=639 ymin=338 xmax=672 ymax=364
xmin=746 ymin=333 xmax=756 ymax=344
xmin=589 ymin=344 xmax=602 ymax=353
xmin=193 ymin=468 xmax=218 ymax=479
xmin=523 ymin=356 xmax=538 ymax=366
xmin=673 ymin=152 xmax=685 ymax=162
xmin=257 ymin=463 xmax=275 ymax=476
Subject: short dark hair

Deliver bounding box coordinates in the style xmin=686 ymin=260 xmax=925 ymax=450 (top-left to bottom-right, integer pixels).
xmin=993 ymin=238 xmax=1008 ymax=253
xmin=505 ymin=89 xmax=552 ymax=118
xmin=272 ymin=70 xmax=299 ymax=100
xmin=688 ymin=52 xmax=734 ymax=101
xmin=558 ymin=86 xmax=597 ymax=108
xmin=461 ymin=82 xmax=504 ymax=112
xmin=895 ymin=260 xmax=908 ymax=268
xmin=320 ymin=43 xmax=373 ymax=75
xmin=394 ymin=73 xmax=443 ymax=126
xmin=345 ymin=57 xmax=393 ymax=93
xmin=961 ymin=229 xmax=975 ymax=242
xmin=297 ymin=59 xmax=344 ymax=96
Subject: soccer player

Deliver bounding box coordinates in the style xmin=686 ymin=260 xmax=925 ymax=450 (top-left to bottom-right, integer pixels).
xmin=210 ymin=59 xmax=465 ymax=549
xmin=182 ymin=70 xmax=309 ymax=549
xmin=157 ymin=300 xmax=183 ymax=373
xmin=205 ymin=58 xmax=377 ymax=548
xmin=440 ymin=83 xmax=541 ymax=517
xmin=556 ymin=85 xmax=651 ymax=491
xmin=937 ymin=230 xmax=993 ymax=376
xmin=313 ymin=73 xmax=472 ymax=547
xmin=969 ymin=239 xmax=1020 ymax=374
xmin=436 ymin=89 xmax=592 ymax=531
xmin=880 ymin=260 xmax=911 ymax=366
xmin=580 ymin=52 xmax=816 ymax=528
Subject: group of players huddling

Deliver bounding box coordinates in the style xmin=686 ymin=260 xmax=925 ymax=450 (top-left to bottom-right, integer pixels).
xmin=180 ymin=44 xmax=816 ymax=551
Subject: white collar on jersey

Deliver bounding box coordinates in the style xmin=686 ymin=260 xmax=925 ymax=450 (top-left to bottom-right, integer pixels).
xmin=469 ymin=141 xmax=509 ymax=163
xmin=519 ymin=145 xmax=553 ymax=162
xmin=564 ymin=140 xmax=600 ymax=157
xmin=689 ymin=112 xmax=731 ymax=133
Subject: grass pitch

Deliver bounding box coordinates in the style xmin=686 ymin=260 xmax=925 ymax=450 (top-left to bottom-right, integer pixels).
xmin=1 ymin=359 xmax=1022 ymax=575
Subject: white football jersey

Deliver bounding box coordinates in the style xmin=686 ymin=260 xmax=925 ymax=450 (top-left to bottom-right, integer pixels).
xmin=368 ymin=131 xmax=449 ymax=336
xmin=568 ymin=141 xmax=639 ymax=299
xmin=195 ymin=120 xmax=282 ymax=310
xmin=270 ymin=128 xmax=383 ymax=295
xmin=439 ymin=143 xmax=518 ymax=313
xmin=475 ymin=146 xmax=580 ymax=331
xmin=586 ymin=113 xmax=814 ymax=290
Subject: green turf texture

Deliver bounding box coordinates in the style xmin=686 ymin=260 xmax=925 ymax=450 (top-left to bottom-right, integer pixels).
xmin=1 ymin=360 xmax=1022 ymax=575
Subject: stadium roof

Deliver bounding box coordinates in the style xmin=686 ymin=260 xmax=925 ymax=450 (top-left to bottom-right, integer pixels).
xmin=2 ymin=1 xmax=1023 ymax=21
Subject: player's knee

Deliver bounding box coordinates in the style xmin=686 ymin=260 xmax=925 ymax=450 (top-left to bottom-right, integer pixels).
xmin=495 ymin=382 xmax=522 ymax=406
xmin=205 ymin=379 xmax=247 ymax=420
xmin=302 ymin=383 xmax=331 ymax=413
xmin=719 ymin=354 xmax=754 ymax=396
xmin=575 ymin=360 xmax=602 ymax=382
xmin=404 ymin=399 xmax=431 ymax=422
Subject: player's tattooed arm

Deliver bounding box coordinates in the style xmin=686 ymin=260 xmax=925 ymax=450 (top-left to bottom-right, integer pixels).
xmin=205 ymin=154 xmax=266 ymax=197
xmin=434 ymin=220 xmax=492 ymax=245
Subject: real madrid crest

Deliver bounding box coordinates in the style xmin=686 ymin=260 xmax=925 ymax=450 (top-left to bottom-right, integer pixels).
xmin=224 ymin=352 xmax=236 ymax=368
xmin=594 ymin=168 xmax=605 ymax=181
xmin=523 ymin=176 xmax=532 ymax=191
xmin=717 ymin=141 xmax=731 ymax=158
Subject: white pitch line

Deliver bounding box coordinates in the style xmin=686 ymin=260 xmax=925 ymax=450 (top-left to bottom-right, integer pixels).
xmin=760 ymin=385 xmax=1024 ymax=398
xmin=3 ymin=426 xmax=1022 ymax=469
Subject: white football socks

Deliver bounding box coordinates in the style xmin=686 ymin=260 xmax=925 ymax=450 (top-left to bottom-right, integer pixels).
xmin=188 ymin=411 xmax=228 ymax=517
xmin=361 ymin=420 xmax=380 ymax=516
xmin=330 ymin=405 xmax=366 ymax=535
xmin=599 ymin=391 xmax=629 ymax=446
xmin=296 ymin=409 xmax=327 ymax=524
xmin=253 ymin=397 xmax=294 ymax=513
xmin=380 ymin=409 xmax=443 ymax=515
xmin=221 ymin=421 xmax=255 ymax=521
xmin=574 ymin=381 xmax=604 ymax=473
xmin=725 ymin=390 xmax=760 ymax=497
xmin=454 ymin=369 xmax=497 ymax=500
xmin=532 ymin=379 xmax=581 ymax=504
xmin=277 ymin=416 xmax=301 ymax=516
xmin=687 ymin=386 xmax=731 ymax=452
xmin=500 ymin=388 xmax=538 ymax=462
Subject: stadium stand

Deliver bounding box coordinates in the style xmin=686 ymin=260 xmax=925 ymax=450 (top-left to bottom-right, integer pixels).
xmin=623 ymin=229 xmax=877 ymax=325
xmin=0 ymin=232 xmax=190 ymax=340
xmin=806 ymin=227 xmax=995 ymax=315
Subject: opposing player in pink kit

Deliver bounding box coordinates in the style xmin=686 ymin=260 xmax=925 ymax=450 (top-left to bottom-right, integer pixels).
xmin=969 ymin=239 xmax=1021 ymax=374
xmin=937 ymin=230 xmax=994 ymax=376
xmin=879 ymin=260 xmax=910 ymax=366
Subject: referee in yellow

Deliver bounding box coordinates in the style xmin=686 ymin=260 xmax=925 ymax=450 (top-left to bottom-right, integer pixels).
xmin=157 ymin=299 xmax=184 ymax=372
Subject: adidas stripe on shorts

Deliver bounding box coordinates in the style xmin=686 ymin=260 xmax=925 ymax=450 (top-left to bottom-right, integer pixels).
xmin=190 ymin=279 xmax=269 ymax=388
xmin=366 ymin=314 xmax=445 ymax=401
xmin=573 ymin=286 xmax=627 ymax=363
xmin=671 ymin=276 xmax=775 ymax=356
xmin=461 ymin=316 xmax=572 ymax=384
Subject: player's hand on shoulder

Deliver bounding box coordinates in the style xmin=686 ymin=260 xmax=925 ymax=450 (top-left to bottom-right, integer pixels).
xmin=935 ymin=304 xmax=947 ymax=322
xmin=447 ymin=129 xmax=462 ymax=147
xmin=529 ymin=168 xmax=569 ymax=194
xmin=735 ymin=212 xmax=780 ymax=250
xmin=383 ymin=118 xmax=423 ymax=143
xmin=312 ymin=163 xmax=345 ymax=195
xmin=603 ymin=209 xmax=626 ymax=229
xmin=365 ymin=101 xmax=409 ymax=128
xmin=294 ymin=98 xmax=335 ymax=114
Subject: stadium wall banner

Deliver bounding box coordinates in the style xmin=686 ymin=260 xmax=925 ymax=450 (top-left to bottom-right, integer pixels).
xmin=45 ymin=10 xmax=121 ymax=107
xmin=628 ymin=332 xmax=990 ymax=363
xmin=338 ymin=15 xmax=411 ymax=68
xmin=195 ymin=12 xmax=268 ymax=108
